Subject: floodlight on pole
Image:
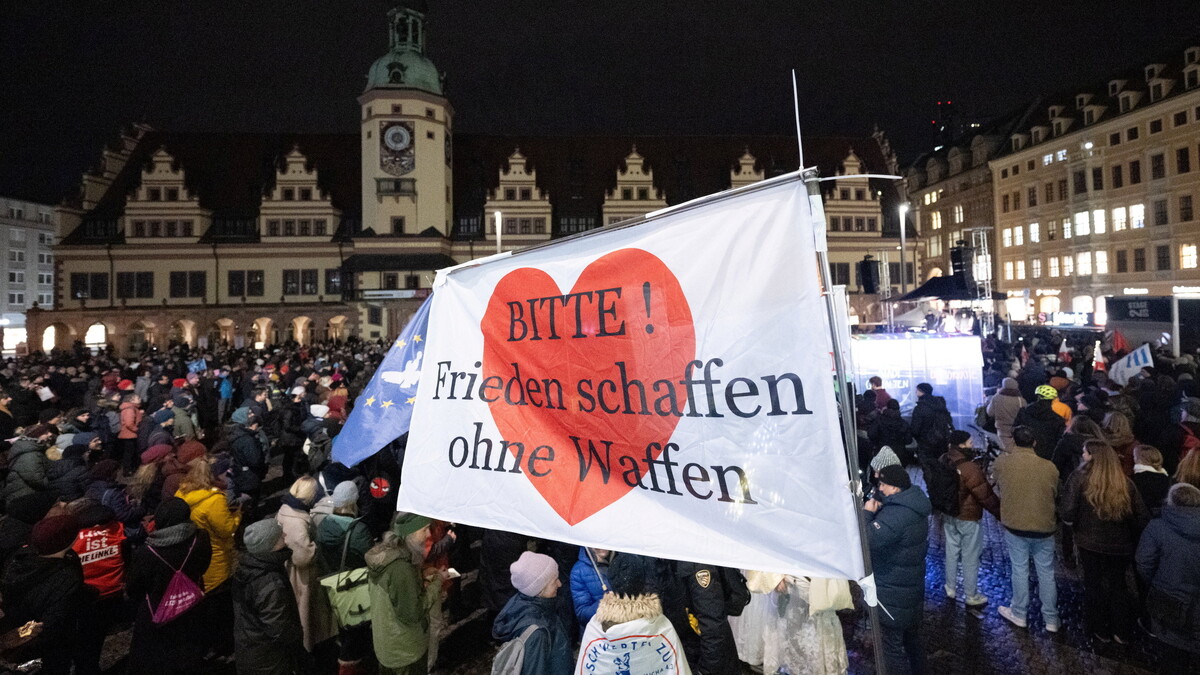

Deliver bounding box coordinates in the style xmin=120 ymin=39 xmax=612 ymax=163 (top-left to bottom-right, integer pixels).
xmin=898 ymin=203 xmax=910 ymax=295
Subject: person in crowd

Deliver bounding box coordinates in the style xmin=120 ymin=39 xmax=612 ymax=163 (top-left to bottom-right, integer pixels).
xmin=1 ymin=514 xmax=94 ymax=675
xmin=1175 ymin=447 xmax=1200 ymax=489
xmin=1061 ymin=441 xmax=1150 ymax=643
xmin=492 ymin=551 xmax=573 ymax=675
xmin=909 ymin=382 xmax=952 ymax=463
xmin=869 ymin=400 xmax=913 ymax=464
xmin=986 ymin=376 xmax=1025 ymax=450
xmin=117 ymin=392 xmax=143 ymax=471
xmin=993 ymin=426 xmax=1060 ymax=633
xmin=315 ymin=480 xmax=374 ymax=674
xmin=1051 ymin=415 xmax=1103 ymax=485
xmin=1049 ymin=380 xmax=1073 ymax=423
xmin=277 ymin=475 xmax=335 ymax=655
xmin=1133 ymin=445 xmax=1172 ymax=516
xmin=233 ymin=518 xmax=306 ymax=675
xmin=277 ymin=387 xmax=309 ymax=484
xmin=1158 ymin=397 xmax=1200 ymax=476
xmin=1013 ymin=385 xmax=1065 ymax=461
xmin=1103 ymin=411 xmax=1138 ymax=476
xmin=0 ymin=390 xmax=16 ymax=453
xmin=367 ymin=512 xmax=438 ymax=675
xmin=1136 ymin=483 xmax=1200 ymax=673
xmin=868 ymin=375 xmax=892 ymax=410
xmin=172 ymin=393 xmax=199 ymax=441
xmin=864 ymin=464 xmax=930 ymax=675
xmin=942 ymin=430 xmax=1000 ymax=607
xmin=69 ymin=499 xmax=129 ymax=675
xmin=127 ymin=497 xmax=213 ymax=674
xmin=570 ymin=547 xmax=610 ymax=635
xmin=3 ymin=425 xmax=55 ymax=508
xmin=0 ymin=492 xmax=58 ymax=575
xmin=228 ymin=408 xmax=268 ymax=504
xmin=177 ymin=456 xmax=242 ymax=659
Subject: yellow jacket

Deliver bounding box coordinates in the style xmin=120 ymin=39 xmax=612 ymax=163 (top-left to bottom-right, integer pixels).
xmin=177 ymin=487 xmax=241 ymax=591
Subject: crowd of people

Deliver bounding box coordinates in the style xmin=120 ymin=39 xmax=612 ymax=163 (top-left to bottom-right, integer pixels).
xmin=0 ymin=327 xmax=1196 ymax=675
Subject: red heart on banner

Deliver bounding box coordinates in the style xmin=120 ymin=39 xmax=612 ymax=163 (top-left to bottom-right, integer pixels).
xmin=481 ymin=248 xmax=695 ymax=525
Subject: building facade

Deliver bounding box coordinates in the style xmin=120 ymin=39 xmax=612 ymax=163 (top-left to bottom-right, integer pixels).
xmin=991 ymin=42 xmax=1200 ymax=324
xmin=30 ymin=2 xmax=908 ymax=354
xmin=0 ymin=196 xmax=56 ymax=351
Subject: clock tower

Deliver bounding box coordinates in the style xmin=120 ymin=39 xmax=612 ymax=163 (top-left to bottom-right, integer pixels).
xmin=359 ymin=0 xmax=452 ymax=237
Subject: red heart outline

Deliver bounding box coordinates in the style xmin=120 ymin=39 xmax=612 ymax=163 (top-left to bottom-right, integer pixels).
xmin=481 ymin=248 xmax=695 ymax=525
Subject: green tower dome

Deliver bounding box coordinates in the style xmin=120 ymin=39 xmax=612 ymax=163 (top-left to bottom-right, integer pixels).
xmin=365 ymin=2 xmax=443 ymax=95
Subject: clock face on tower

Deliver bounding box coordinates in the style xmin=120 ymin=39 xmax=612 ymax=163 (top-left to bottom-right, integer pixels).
xmin=379 ymin=121 xmax=415 ymax=176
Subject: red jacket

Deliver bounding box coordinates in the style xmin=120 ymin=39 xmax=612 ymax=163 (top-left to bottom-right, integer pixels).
xmin=118 ymin=401 xmax=143 ymax=440
xmin=73 ymin=521 xmax=128 ymax=598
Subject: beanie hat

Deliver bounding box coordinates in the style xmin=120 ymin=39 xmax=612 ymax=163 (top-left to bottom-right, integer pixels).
xmin=30 ymin=515 xmax=81 ymax=555
xmin=1036 ymin=384 xmax=1059 ymax=400
xmin=151 ymin=408 xmax=174 ymax=424
xmin=141 ymin=444 xmax=174 ymax=465
xmin=62 ymin=444 xmax=88 ymax=462
xmin=89 ymin=459 xmax=120 ymax=482
xmin=73 ymin=501 xmax=116 ymax=529
xmin=1002 ymin=377 xmax=1019 ymax=390
xmin=877 ymin=464 xmax=912 ymax=491
xmin=1049 ymin=376 xmax=1070 ymax=392
xmin=73 ymin=431 xmax=98 ymax=448
xmin=309 ymin=404 xmax=330 ymax=419
xmin=177 ymin=439 xmax=207 ymax=465
xmin=392 ymin=512 xmax=431 ymax=538
xmin=117 ymin=379 xmax=134 ymax=391
xmin=916 ymin=383 xmax=933 ymax=396
xmin=290 ymin=386 xmax=306 ymax=397
xmin=607 ymin=552 xmax=655 ymax=597
xmin=155 ymin=497 xmax=191 ymax=529
xmin=172 ymin=394 xmax=192 ymax=408
xmin=243 ymin=519 xmax=283 ymax=555
xmin=948 ymin=430 xmax=972 ymax=446
xmin=332 ymin=481 xmax=358 ymax=508
xmin=870 ymin=446 xmax=901 ymax=473
xmin=510 ymin=551 xmax=559 ymax=597
xmin=231 ymin=407 xmax=251 ymax=425
xmin=172 ymin=378 xmax=187 ymax=389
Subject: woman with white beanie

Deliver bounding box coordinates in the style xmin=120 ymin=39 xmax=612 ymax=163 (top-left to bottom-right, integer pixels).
xmin=492 ymin=551 xmax=573 ymax=674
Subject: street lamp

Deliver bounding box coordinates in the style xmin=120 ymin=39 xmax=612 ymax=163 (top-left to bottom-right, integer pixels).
xmin=494 ymin=210 xmax=502 ymax=254
xmin=898 ymin=203 xmax=910 ymax=295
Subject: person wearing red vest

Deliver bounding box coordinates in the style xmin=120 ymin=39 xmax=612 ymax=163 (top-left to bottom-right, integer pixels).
xmin=71 ymin=500 xmax=129 ymax=675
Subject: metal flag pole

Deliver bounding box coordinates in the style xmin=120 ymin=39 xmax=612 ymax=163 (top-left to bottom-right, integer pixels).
xmin=793 ymin=71 xmax=888 ymax=675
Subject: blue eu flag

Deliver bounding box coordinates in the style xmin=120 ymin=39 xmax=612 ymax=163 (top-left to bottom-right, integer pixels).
xmin=332 ymin=295 xmax=433 ymax=467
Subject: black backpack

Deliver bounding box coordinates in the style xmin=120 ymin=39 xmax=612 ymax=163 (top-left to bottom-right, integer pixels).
xmin=923 ymin=455 xmax=963 ymax=517
xmin=719 ymin=567 xmax=751 ymax=617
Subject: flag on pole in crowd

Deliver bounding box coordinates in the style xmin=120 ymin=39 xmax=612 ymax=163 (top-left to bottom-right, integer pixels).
xmin=1109 ymin=329 xmax=1131 ymax=358
xmin=332 ymin=295 xmax=432 ymax=467
xmin=1092 ymin=340 xmax=1106 ymax=372
xmin=1058 ymin=339 xmax=1072 ymax=364
xmin=1108 ymin=343 xmax=1152 ymax=386
xmin=1019 ymin=341 xmax=1029 ymax=367
xmin=396 ymin=173 xmax=866 ymax=580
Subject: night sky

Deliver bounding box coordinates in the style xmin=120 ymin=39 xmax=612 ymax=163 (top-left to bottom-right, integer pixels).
xmin=2 ymin=1 xmax=1196 ymax=205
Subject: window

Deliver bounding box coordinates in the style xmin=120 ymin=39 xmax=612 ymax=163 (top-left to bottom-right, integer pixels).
xmin=36 ymin=273 xmax=51 ymax=285
xmin=1112 ymin=165 xmax=1124 ymax=188
xmin=1062 ymin=255 xmax=1074 ymax=276
xmin=839 ymin=189 xmax=850 ymax=200
xmin=69 ymin=272 xmax=108 ymax=300
xmin=1178 ymin=148 xmax=1192 ymax=174
xmin=1002 ymin=228 xmax=1012 ymax=247
xmin=1151 ymin=154 xmax=1166 ymax=180
xmin=246 ymin=270 xmax=263 ymax=296
xmin=1150 ymin=119 xmax=1164 ymax=134
xmin=1110 ymin=132 xmax=1121 ymax=146
xmin=867 ymin=217 xmax=878 ymax=231
xmin=368 ymin=306 xmax=383 ymax=326
xmin=1042 ymin=154 xmax=1053 ymax=166
xmin=8 ymin=250 xmax=24 ymax=263
xmin=1130 ymin=160 xmax=1142 ymax=184
xmin=1182 ymin=195 xmax=1194 ymax=222
xmin=1127 ymin=127 xmax=1140 ymax=141
xmin=1013 ymin=191 xmax=1021 ymax=209
xmin=504 ymin=218 xmax=517 ymax=234
xmin=283 ymin=220 xmax=296 ymax=236
xmin=1092 ymin=209 xmax=1106 ymax=234
xmin=391 ymin=216 xmax=405 ymax=234
xmin=1031 ymin=258 xmax=1042 ymax=278
xmin=383 ymin=273 xmax=398 ymax=290
xmin=1045 ymin=183 xmax=1054 ymax=203
xmin=1134 ymin=248 xmax=1147 ymax=272
xmin=1029 ymin=222 xmax=1040 ymax=242
xmin=165 ymin=188 xmax=178 ymax=201
xmin=1027 ymin=187 xmax=1037 ymax=207
xmin=1092 ymin=167 xmax=1104 ymax=191
xmin=1176 ymin=111 xmax=1190 ymax=126
xmin=831 ymin=263 xmax=851 ymax=287
xmin=1004 ymin=261 xmax=1014 ymax=281
xmin=7 ymin=271 xmax=23 ymax=284
xmin=325 ymin=269 xmax=342 ymax=295
xmin=1016 ymin=260 xmax=1026 ymax=280
xmin=1154 ymin=199 xmax=1169 ymax=226
xmin=425 ymin=107 xmax=435 ymax=118
xmin=854 ymin=217 xmax=865 ymax=232
xmin=1001 ymin=168 xmax=1009 ymax=179
xmin=520 ymin=188 xmax=532 ymax=201
xmin=1096 ymin=251 xmax=1109 ymax=274
xmin=301 ymin=269 xmax=318 ymax=295
xmin=1074 ymin=170 xmax=1087 ymax=195
xmin=267 ymin=220 xmax=280 ymax=236
xmin=298 ymin=220 xmax=310 ymax=236
xmin=1047 ymin=219 xmax=1058 ymax=240
xmin=1002 ymin=194 xmax=1010 ymax=213
xmin=37 ymin=232 xmax=53 ymax=245
xmin=147 ymin=188 xmax=161 ymax=201
xmin=1190 ymin=71 xmax=1200 ymax=89
xmin=1063 ymin=216 xmax=1073 ymax=239
xmin=1182 ymin=244 xmax=1199 ymax=269
xmin=283 ymin=270 xmax=300 ymax=295
xmin=1085 ymin=109 xmax=1096 ymax=125
xmin=1077 ymin=252 xmax=1092 ymax=275
xmin=37 ymin=293 xmax=51 ymax=306
xmin=1056 ymin=149 xmax=1068 ymax=162
xmin=282 ymin=188 xmax=295 ymax=201
xmin=853 ymin=189 xmax=865 ymax=201
xmin=1117 ymin=249 xmax=1128 ymax=273
xmin=520 ymin=218 xmax=531 ymax=234
xmin=405 ymin=274 xmax=420 ymax=289
xmin=929 ymin=211 xmax=942 ymax=230
xmin=228 ymin=270 xmax=246 ymax=297
xmin=117 ymin=272 xmax=154 ymax=299
xmin=505 ymin=188 xmax=517 ymax=201
xmin=7 ymin=293 xmax=24 ymax=306
xmin=168 ymin=271 xmax=205 ymax=298
xmin=928 ymin=235 xmax=943 ymax=257
xmin=314 ymin=219 xmax=327 ymax=236
xmin=300 ymin=188 xmax=312 ymax=201
xmin=1050 ymin=257 xmax=1060 ymax=277
xmin=1075 ymin=212 xmax=1090 ymax=236
xmin=829 ymin=216 xmax=840 ymax=231
xmin=1131 ymin=203 xmax=1145 ymax=229
xmin=37 ymin=252 xmax=51 ymax=264
xmin=1057 ymin=179 xmax=1068 ymax=201
xmin=1157 ymin=245 xmax=1172 ymax=271
xmin=1014 ymin=226 xmax=1024 ymax=246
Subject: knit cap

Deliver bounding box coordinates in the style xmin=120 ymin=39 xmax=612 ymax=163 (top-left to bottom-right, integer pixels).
xmin=151 ymin=408 xmax=174 ymax=424
xmin=877 ymin=464 xmax=912 ymax=491
xmin=392 ymin=512 xmax=431 ymax=538
xmin=870 ymin=446 xmax=901 ymax=472
xmin=243 ymin=519 xmax=283 ymax=555
xmin=155 ymin=497 xmax=192 ymax=529
xmin=309 ymin=404 xmax=330 ymax=419
xmin=510 ymin=551 xmax=559 ymax=597
xmin=332 ymin=481 xmax=358 ymax=508
xmin=30 ymin=515 xmax=81 ymax=555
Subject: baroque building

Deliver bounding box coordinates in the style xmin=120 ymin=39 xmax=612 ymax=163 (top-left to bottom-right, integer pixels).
xmin=30 ymin=1 xmax=907 ymax=354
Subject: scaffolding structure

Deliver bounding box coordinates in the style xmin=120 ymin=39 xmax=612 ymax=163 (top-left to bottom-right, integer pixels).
xmin=966 ymin=226 xmax=995 ymax=335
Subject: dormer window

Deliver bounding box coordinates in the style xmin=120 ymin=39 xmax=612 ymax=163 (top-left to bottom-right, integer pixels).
xmin=1109 ymin=79 xmax=1126 ymax=96
xmin=1085 ymin=109 xmax=1096 ymax=125
xmin=165 ymin=188 xmax=178 ymax=201
xmin=1048 ymin=105 xmax=1064 ymax=118
xmin=1187 ymin=67 xmax=1200 ymax=90
xmin=1012 ymin=135 xmax=1026 ymax=151
xmin=1151 ymin=82 xmax=1164 ymax=101
xmin=1076 ymin=94 xmax=1093 ymax=109
xmin=1187 ymin=47 xmax=1200 ymax=64
xmin=1146 ymin=64 xmax=1164 ymax=81
xmin=1053 ymin=121 xmax=1065 ymax=137
xmin=1031 ymin=128 xmax=1044 ymax=144
xmin=1120 ymin=93 xmax=1135 ymax=113
xmin=147 ymin=188 xmax=161 ymax=201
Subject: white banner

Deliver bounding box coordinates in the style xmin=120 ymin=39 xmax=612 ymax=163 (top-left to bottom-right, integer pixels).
xmin=1108 ymin=343 xmax=1152 ymax=386
xmin=397 ymin=175 xmax=865 ymax=579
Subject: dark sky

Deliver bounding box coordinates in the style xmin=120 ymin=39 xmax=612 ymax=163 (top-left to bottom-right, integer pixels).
xmin=2 ymin=1 xmax=1196 ymax=204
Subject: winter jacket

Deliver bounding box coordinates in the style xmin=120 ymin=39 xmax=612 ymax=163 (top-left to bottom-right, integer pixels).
xmin=944 ymin=447 xmax=1000 ymax=521
xmin=366 ymin=535 xmax=438 ymax=670
xmin=1 ymin=549 xmax=96 ymax=674
xmin=868 ymin=410 xmax=912 ymax=456
xmin=1013 ymin=399 xmax=1065 ymax=460
xmin=276 ymin=501 xmax=334 ymax=651
xmin=315 ymin=514 xmax=373 ymax=574
xmin=119 ymin=400 xmax=143 ymax=439
xmin=1136 ymin=504 xmax=1200 ymax=653
xmin=492 ymin=592 xmax=574 ymax=675
xmin=126 ymin=524 xmax=212 ymax=673
xmin=178 ymin=487 xmax=241 ymax=590
xmin=909 ymin=395 xmax=952 ymax=460
xmin=1132 ymin=466 xmax=1172 ymax=516
xmin=1060 ymin=466 xmax=1150 ymax=556
xmin=993 ymin=444 xmax=1059 ymax=536
xmin=72 ymin=518 xmax=128 ymax=599
xmin=48 ymin=452 xmax=91 ymax=501
xmin=172 ymin=406 xmax=197 ymax=441
xmin=576 ymin=593 xmax=693 ymax=675
xmin=866 ymin=485 xmax=931 ymax=629
xmin=1051 ymin=432 xmax=1088 ymax=483
xmin=569 ymin=548 xmax=609 ymax=634
xmin=232 ymin=550 xmax=304 ymax=675
xmin=276 ymin=400 xmax=306 ymax=448
xmin=986 ymin=387 xmax=1024 ymax=446
xmin=2 ymin=438 xmax=52 ymax=506
xmin=228 ymin=425 xmax=267 ymax=495
xmin=84 ymin=479 xmax=146 ymax=535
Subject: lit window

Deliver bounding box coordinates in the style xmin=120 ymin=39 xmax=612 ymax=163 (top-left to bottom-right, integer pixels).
xmin=1043 ymin=154 xmax=1053 ymax=166
xmin=1092 ymin=209 xmax=1106 ymax=234
xmin=1050 ymin=258 xmax=1060 ymax=277
xmin=1112 ymin=207 xmax=1127 ymax=231
xmin=1002 ymin=228 xmax=1012 ymax=247
xmin=1004 ymin=261 xmax=1014 ymax=280
xmin=1096 ymin=251 xmax=1109 ymax=274
xmin=930 ymin=211 xmax=942 ymax=230
xmin=1014 ymin=226 xmax=1024 ymax=246
xmin=1016 ymin=260 xmax=1026 ymax=280
xmin=1075 ymin=212 xmax=1090 ymax=236
xmin=1063 ymin=217 xmax=1073 ymax=239
xmin=1131 ymin=203 xmax=1145 ymax=229
xmin=1056 ymin=149 xmax=1068 ymax=162
xmin=1032 ymin=259 xmax=1042 ymax=278
xmin=953 ymin=205 xmax=964 ymax=224
xmin=1062 ymin=255 xmax=1074 ymax=276
xmin=1183 ymin=244 xmax=1199 ymax=269
xmin=1077 ymin=252 xmax=1092 ymax=275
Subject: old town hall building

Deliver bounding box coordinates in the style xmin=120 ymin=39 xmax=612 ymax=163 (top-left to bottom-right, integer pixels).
xmin=31 ymin=2 xmax=907 ymax=354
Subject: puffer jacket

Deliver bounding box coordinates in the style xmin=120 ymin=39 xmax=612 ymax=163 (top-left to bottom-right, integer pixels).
xmin=1013 ymin=399 xmax=1065 ymax=460
xmin=868 ymin=409 xmax=912 ymax=456
xmin=366 ymin=536 xmax=438 ymax=670
xmin=909 ymin=395 xmax=951 ymax=460
xmin=569 ymin=548 xmax=609 ymax=633
xmin=492 ymin=591 xmax=574 ymax=675
xmin=118 ymin=400 xmax=142 ymax=439
xmin=576 ymin=593 xmax=693 ymax=675
xmin=232 ymin=550 xmax=303 ymax=675
xmin=1060 ymin=466 xmax=1150 ymax=556
xmin=3 ymin=438 xmax=52 ymax=506
xmin=1136 ymin=503 xmax=1200 ymax=652
xmin=866 ymin=485 xmax=931 ymax=628
xmin=177 ymin=487 xmax=241 ymax=591
xmin=228 ymin=425 xmax=266 ymax=495
xmin=945 ymin=447 xmax=1000 ymax=522
xmin=986 ymin=384 xmax=1024 ymax=446
xmin=47 ymin=451 xmax=91 ymax=502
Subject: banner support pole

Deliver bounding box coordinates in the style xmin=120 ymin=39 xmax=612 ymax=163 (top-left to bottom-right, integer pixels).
xmin=803 ymin=167 xmax=889 ymax=675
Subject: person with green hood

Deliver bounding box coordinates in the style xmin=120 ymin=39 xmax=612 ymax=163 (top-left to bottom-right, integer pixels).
xmin=366 ymin=512 xmax=440 ymax=675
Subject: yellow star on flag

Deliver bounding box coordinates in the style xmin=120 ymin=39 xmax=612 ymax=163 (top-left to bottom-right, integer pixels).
xmin=406 ymin=396 xmax=416 ymax=404
xmin=364 ymin=396 xmax=376 ymax=407
xmin=380 ymin=400 xmax=395 ymax=409
xmin=395 ymin=338 xmax=406 ymax=347
xmin=412 ymin=334 xmax=422 ymax=342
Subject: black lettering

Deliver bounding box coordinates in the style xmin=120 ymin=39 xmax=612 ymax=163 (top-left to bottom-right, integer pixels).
xmin=724 ymin=377 xmax=761 ymax=418
xmin=762 ymin=372 xmax=813 ymax=416
xmin=542 ymin=378 xmax=565 ymax=410
xmin=597 ymin=378 xmax=620 ymax=414
xmin=595 ymin=287 xmax=626 ymax=337
xmin=619 ymin=455 xmax=646 ymax=488
xmin=479 ymin=376 xmax=503 ymax=403
xmin=448 ymin=435 xmax=468 ymax=467
xmin=503 ymin=363 xmax=527 ymax=406
xmin=528 ymin=445 xmax=554 ymax=477
xmin=498 ymin=440 xmax=525 ymax=473
xmin=617 ymin=361 xmax=649 ymax=415
xmin=434 ymin=360 xmax=452 ymax=400
xmin=577 ymin=379 xmax=596 ymax=412
xmin=682 ymin=463 xmax=713 ymax=500
xmin=652 ymin=379 xmax=683 ymax=417
xmin=468 ymin=423 xmax=494 ymax=470
xmin=712 ymin=464 xmax=758 ymax=503
xmin=525 ymin=378 xmax=542 ymax=407
xmin=571 ymin=436 xmax=614 ymax=484
xmin=526 ymin=298 xmax=542 ymax=340
xmin=508 ymin=301 xmax=527 ymax=341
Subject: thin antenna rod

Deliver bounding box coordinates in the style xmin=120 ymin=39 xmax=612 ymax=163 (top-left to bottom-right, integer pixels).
xmin=791 ymin=69 xmax=804 ymax=169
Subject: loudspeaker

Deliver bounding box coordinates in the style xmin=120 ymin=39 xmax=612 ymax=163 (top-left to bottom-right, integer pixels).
xmin=950 ymin=245 xmax=976 ymax=293
xmin=858 ymin=257 xmax=881 ymax=294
